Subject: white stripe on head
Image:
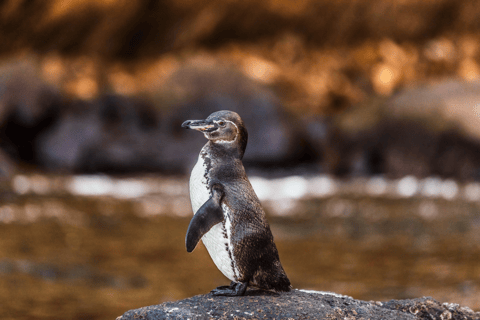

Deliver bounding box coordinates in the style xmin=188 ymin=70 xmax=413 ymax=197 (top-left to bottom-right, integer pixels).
xmin=212 ymin=120 xmax=239 ymax=144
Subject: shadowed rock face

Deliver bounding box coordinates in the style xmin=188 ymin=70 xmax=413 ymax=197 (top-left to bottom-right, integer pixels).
xmin=116 ymin=290 xmax=480 ymax=320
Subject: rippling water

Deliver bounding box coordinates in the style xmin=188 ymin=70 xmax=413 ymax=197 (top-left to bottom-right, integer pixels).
xmin=0 ymin=174 xmax=479 ymax=319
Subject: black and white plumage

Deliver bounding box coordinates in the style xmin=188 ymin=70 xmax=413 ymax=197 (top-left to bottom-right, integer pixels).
xmin=182 ymin=110 xmax=291 ymax=296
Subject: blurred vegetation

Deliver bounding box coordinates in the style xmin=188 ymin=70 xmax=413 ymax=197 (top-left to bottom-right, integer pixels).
xmin=3 ymin=0 xmax=480 ymax=58
xmin=2 ymin=0 xmax=480 ymax=114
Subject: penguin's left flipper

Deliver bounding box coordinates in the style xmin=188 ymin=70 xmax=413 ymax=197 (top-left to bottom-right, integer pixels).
xmin=185 ymin=184 xmax=225 ymax=252
xmin=211 ymin=282 xmax=248 ymax=296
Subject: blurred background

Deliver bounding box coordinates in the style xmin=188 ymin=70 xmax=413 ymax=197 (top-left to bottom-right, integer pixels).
xmin=1 ymin=0 xmax=480 ymax=319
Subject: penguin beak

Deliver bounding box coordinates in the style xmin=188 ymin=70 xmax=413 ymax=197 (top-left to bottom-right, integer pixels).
xmin=181 ymin=120 xmax=217 ymax=132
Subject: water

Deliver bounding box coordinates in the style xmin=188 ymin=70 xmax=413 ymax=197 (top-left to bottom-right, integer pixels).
xmin=0 ymin=174 xmax=479 ymax=319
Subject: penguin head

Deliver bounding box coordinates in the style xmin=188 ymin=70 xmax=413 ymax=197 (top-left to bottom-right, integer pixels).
xmin=182 ymin=110 xmax=248 ymax=157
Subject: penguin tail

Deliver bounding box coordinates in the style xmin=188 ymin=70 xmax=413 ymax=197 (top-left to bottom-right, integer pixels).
xmin=272 ymin=273 xmax=292 ymax=292
xmin=254 ymin=266 xmax=291 ymax=292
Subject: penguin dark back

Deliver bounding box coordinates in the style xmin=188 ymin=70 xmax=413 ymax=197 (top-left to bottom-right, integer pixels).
xmin=182 ymin=110 xmax=291 ymax=296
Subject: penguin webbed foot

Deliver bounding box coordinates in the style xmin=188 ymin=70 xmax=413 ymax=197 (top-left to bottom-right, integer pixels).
xmin=211 ymin=281 xmax=247 ymax=296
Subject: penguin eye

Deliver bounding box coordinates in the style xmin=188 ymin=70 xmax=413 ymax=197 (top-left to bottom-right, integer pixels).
xmin=217 ymin=121 xmax=226 ymax=127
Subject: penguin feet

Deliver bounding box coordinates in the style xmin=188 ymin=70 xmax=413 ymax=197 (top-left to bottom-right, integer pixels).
xmin=211 ymin=281 xmax=248 ymax=296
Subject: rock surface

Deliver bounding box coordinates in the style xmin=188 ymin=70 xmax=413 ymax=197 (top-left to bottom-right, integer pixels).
xmin=3 ymin=62 xmax=480 ymax=179
xmin=116 ymin=289 xmax=480 ymax=320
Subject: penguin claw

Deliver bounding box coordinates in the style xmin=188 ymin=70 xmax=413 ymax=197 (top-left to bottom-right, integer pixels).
xmin=211 ymin=282 xmax=248 ymax=296
xmin=212 ymin=285 xmax=231 ymax=291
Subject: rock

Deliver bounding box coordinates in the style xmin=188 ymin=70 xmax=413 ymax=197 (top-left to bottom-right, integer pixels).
xmin=33 ymin=62 xmax=316 ymax=174
xmin=383 ymin=297 xmax=480 ymax=320
xmin=389 ymin=80 xmax=480 ymax=140
xmin=116 ymin=289 xmax=480 ymax=320
xmin=0 ymin=148 xmax=15 ymax=178
xmin=307 ymin=95 xmax=480 ymax=180
xmin=37 ymin=95 xmax=163 ymax=173
xmin=151 ymin=59 xmax=317 ymax=171
xmin=0 ymin=58 xmax=62 ymax=165
xmin=366 ymin=117 xmax=480 ymax=181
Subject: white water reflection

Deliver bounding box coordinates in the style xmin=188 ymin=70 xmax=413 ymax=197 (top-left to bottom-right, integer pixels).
xmin=397 ymin=175 xmax=418 ymax=197
xmin=9 ymin=173 xmax=480 ymax=203
xmin=5 ymin=174 xmax=480 ymax=221
xmin=67 ymin=175 xmax=149 ymax=199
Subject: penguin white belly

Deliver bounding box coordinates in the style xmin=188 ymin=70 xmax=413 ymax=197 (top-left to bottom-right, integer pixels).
xmin=189 ymin=154 xmax=210 ymax=212
xmin=189 ymin=153 xmax=240 ymax=281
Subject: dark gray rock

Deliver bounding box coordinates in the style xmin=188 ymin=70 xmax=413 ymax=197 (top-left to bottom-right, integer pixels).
xmin=35 ymin=66 xmax=315 ymax=174
xmin=383 ymin=297 xmax=480 ymax=320
xmin=116 ymin=289 xmax=480 ymax=320
xmin=37 ymin=95 xmax=163 ymax=173
xmin=0 ymin=65 xmax=62 ymax=165
xmin=306 ymin=110 xmax=480 ymax=180
xmin=156 ymin=65 xmax=315 ymax=172
xmin=388 ymin=80 xmax=480 ymax=141
xmin=0 ymin=148 xmax=15 ymax=178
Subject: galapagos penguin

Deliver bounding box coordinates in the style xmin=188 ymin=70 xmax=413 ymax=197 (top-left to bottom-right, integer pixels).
xmin=182 ymin=110 xmax=291 ymax=296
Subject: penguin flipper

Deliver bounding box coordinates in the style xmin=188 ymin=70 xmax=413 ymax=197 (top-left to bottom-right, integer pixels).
xmin=186 ymin=184 xmax=225 ymax=252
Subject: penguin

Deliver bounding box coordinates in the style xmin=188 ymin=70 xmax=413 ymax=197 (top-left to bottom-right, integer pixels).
xmin=182 ymin=110 xmax=291 ymax=296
